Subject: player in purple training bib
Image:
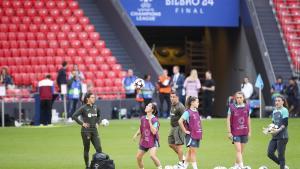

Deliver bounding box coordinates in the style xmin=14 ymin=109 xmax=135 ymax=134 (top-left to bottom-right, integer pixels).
xmin=133 ymin=102 xmax=162 ymax=169
xmin=179 ymin=96 xmax=202 ymax=169
xmin=226 ymin=91 xmax=252 ymax=169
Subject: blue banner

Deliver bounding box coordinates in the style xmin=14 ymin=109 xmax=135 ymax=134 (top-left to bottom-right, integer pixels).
xmin=119 ymin=0 xmax=239 ymax=27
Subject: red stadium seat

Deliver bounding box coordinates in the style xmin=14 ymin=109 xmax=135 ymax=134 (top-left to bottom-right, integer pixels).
xmin=114 ymin=78 xmax=123 ymax=86
xmin=27 ymin=8 xmax=37 ymax=17
xmin=60 ymin=40 xmax=70 ymax=49
xmin=70 ymin=40 xmax=81 ymax=48
xmin=95 ymin=57 xmax=104 ymax=65
xmin=8 ymin=24 xmax=18 ymax=32
xmin=33 ymin=16 xmax=43 ymax=24
xmin=79 ymin=17 xmax=90 ymax=25
xmin=16 ymin=8 xmax=25 ymax=16
xmin=2 ymin=1 xmax=11 ymax=8
xmin=13 ymin=74 xmax=22 ymax=85
xmin=69 ymin=1 xmax=79 ymax=9
xmin=0 ymin=41 xmax=9 ymax=49
xmin=45 ymin=48 xmax=55 ymax=57
xmin=11 ymin=16 xmax=20 ymax=24
xmin=73 ymin=9 xmax=84 ymax=18
xmin=27 ymin=32 xmax=36 ymax=41
xmin=12 ymin=1 xmax=22 ymax=8
xmin=67 ymin=17 xmax=77 ymax=25
xmin=56 ymin=48 xmax=65 ymax=56
xmin=8 ymin=32 xmax=17 ymax=41
xmin=38 ymin=40 xmax=48 ymax=48
xmin=44 ymin=17 xmax=54 ymax=25
xmin=18 ymin=24 xmax=28 ymax=32
xmin=112 ymin=64 xmax=122 ymax=71
xmin=24 ymin=1 xmax=33 ymax=9
xmin=77 ymin=48 xmax=87 ymax=57
xmin=28 ymin=48 xmax=37 ymax=57
xmin=55 ymin=17 xmax=65 ymax=24
xmin=46 ymin=1 xmax=56 ymax=9
xmin=95 ymin=40 xmax=106 ymax=49
xmin=19 ymin=48 xmax=28 ymax=57
xmin=36 ymin=49 xmax=46 ymax=57
xmin=57 ymin=32 xmax=67 ymax=40
xmin=28 ymin=40 xmax=38 ymax=48
xmin=39 ymin=24 xmax=48 ymax=32
xmin=95 ymin=80 xmax=104 ymax=87
xmin=67 ymin=32 xmax=77 ymax=40
xmin=18 ymin=40 xmax=27 ymax=48
xmin=83 ymin=40 xmax=93 ymax=49
xmin=78 ymin=64 xmax=86 ymax=71
xmin=11 ymin=49 xmax=20 ymax=57
xmin=84 ymin=57 xmax=94 ymax=65
xmin=89 ymin=32 xmax=100 ymax=41
xmin=85 ymin=72 xmax=94 ymax=80
xmin=66 ymin=48 xmax=76 ymax=57
xmin=61 ymin=24 xmax=71 ymax=32
xmin=29 ymin=24 xmax=39 ymax=32
xmin=10 ymin=41 xmax=18 ymax=49
xmin=106 ymin=71 xmax=116 ymax=78
xmin=106 ymin=56 xmax=117 ymax=65
xmin=85 ymin=25 xmax=95 ymax=32
xmin=88 ymin=64 xmax=98 ymax=72
xmin=63 ymin=57 xmax=73 ymax=65
xmin=0 ymin=33 xmax=7 ymax=41
xmin=22 ymin=16 xmax=31 ymax=24
xmin=34 ymin=1 xmax=44 ymax=9
xmin=17 ymin=32 xmax=26 ymax=41
xmin=88 ymin=48 xmax=99 ymax=56
xmin=55 ymin=57 xmax=63 ymax=65
xmin=49 ymin=40 xmax=59 ymax=49
xmin=49 ymin=24 xmax=60 ymax=32
xmin=46 ymin=32 xmax=56 ymax=40
xmin=72 ymin=24 xmax=83 ymax=32
xmin=48 ymin=64 xmax=56 ymax=72
xmin=0 ymin=24 xmax=8 ymax=32
xmin=103 ymin=79 xmax=113 ymax=86
xmin=50 ymin=9 xmax=60 ymax=18
xmin=78 ymin=32 xmax=88 ymax=40
xmin=101 ymin=48 xmax=112 ymax=57
xmin=74 ymin=57 xmax=83 ymax=64
xmin=99 ymin=64 xmax=109 ymax=71
xmin=36 ymin=32 xmax=46 ymax=41
xmin=4 ymin=8 xmax=14 ymax=16
xmin=62 ymin=9 xmax=72 ymax=17
xmin=1 ymin=16 xmax=10 ymax=24
xmin=56 ymin=1 xmax=67 ymax=9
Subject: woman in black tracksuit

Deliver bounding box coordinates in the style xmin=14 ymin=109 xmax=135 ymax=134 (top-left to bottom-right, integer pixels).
xmin=72 ymin=93 xmax=102 ymax=169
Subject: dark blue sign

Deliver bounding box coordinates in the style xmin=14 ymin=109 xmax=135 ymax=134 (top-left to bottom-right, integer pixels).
xmin=120 ymin=0 xmax=239 ymax=27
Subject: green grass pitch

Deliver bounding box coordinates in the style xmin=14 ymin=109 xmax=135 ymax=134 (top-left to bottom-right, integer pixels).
xmin=0 ymin=119 xmax=299 ymax=169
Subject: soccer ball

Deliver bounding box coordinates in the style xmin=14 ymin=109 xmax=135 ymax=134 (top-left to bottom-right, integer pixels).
xmin=133 ymin=78 xmax=145 ymax=89
xmin=259 ymin=166 xmax=268 ymax=169
xmin=164 ymin=165 xmax=173 ymax=169
xmin=263 ymin=123 xmax=279 ymax=134
xmin=101 ymin=119 xmax=109 ymax=127
xmin=213 ymin=166 xmax=227 ymax=169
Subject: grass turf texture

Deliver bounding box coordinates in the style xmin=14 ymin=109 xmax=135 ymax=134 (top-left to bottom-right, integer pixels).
xmin=0 ymin=119 xmax=299 ymax=169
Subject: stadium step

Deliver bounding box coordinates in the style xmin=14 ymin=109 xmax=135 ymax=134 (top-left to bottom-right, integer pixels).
xmin=253 ymin=0 xmax=293 ymax=82
xmin=77 ymin=0 xmax=141 ymax=76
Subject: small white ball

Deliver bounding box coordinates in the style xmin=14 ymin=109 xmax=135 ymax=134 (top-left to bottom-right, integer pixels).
xmin=259 ymin=166 xmax=268 ymax=169
xmin=101 ymin=119 xmax=109 ymax=126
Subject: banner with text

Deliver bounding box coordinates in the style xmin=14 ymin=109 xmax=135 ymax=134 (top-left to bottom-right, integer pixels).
xmin=120 ymin=0 xmax=239 ymax=27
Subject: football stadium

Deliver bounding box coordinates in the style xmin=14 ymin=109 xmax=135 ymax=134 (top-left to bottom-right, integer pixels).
xmin=0 ymin=0 xmax=299 ymax=169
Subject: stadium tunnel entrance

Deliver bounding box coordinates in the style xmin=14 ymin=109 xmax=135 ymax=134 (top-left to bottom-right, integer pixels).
xmin=137 ymin=26 xmax=258 ymax=117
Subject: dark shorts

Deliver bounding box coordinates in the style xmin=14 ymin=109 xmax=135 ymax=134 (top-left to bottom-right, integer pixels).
xmin=185 ymin=134 xmax=200 ymax=148
xmin=232 ymin=135 xmax=248 ymax=144
xmin=139 ymin=140 xmax=159 ymax=152
xmin=168 ymin=126 xmax=185 ymax=145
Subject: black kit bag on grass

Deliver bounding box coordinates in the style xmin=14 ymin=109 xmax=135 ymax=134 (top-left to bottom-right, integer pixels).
xmin=90 ymin=152 xmax=115 ymax=169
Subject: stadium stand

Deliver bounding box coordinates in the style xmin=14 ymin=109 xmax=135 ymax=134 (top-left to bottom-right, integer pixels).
xmin=272 ymin=0 xmax=300 ymax=75
xmin=0 ymin=0 xmax=126 ymax=100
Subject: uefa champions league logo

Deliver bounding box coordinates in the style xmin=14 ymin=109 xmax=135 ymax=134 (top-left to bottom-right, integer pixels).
xmin=129 ymin=0 xmax=161 ymax=21
xmin=140 ymin=0 xmax=152 ymax=8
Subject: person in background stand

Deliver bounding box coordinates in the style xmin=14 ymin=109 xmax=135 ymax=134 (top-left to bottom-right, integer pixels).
xmin=123 ymin=69 xmax=137 ymax=98
xmin=241 ymin=77 xmax=253 ymax=100
xmin=38 ymin=74 xmax=54 ymax=126
xmin=171 ymin=66 xmax=185 ymax=104
xmin=0 ymin=67 xmax=13 ymax=88
xmin=142 ymin=74 xmax=155 ymax=107
xmin=67 ymin=71 xmax=82 ymax=123
xmin=57 ymin=61 xmax=68 ymax=92
xmin=285 ymin=77 xmax=299 ymax=117
xmin=157 ymin=69 xmax=171 ymax=118
xmin=202 ymin=70 xmax=215 ymax=120
xmin=271 ymin=76 xmax=286 ymax=102
xmin=69 ymin=64 xmax=85 ymax=81
xmin=184 ymin=69 xmax=201 ymax=99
